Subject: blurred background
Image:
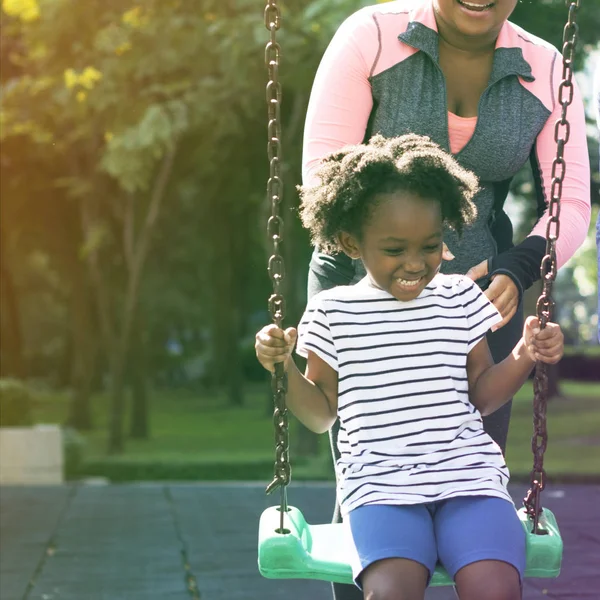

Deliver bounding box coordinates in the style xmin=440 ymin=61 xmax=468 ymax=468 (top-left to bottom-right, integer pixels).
xmin=1 ymin=0 xmax=599 ymax=484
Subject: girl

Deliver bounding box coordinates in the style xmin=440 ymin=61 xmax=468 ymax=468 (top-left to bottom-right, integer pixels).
xmin=255 ymin=135 xmax=564 ymax=600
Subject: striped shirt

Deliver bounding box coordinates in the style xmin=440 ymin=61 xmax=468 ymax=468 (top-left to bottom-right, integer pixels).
xmin=297 ymin=273 xmax=512 ymax=516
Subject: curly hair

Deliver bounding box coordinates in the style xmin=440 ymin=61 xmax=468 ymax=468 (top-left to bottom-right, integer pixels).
xmin=299 ymin=134 xmax=479 ymax=254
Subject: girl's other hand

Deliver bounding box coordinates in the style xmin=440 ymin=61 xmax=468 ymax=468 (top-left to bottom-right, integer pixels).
xmin=255 ymin=324 xmax=298 ymax=373
xmin=523 ymin=316 xmax=564 ymax=364
xmin=466 ymin=261 xmax=519 ymax=331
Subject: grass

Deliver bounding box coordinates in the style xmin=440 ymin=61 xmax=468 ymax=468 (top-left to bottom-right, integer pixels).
xmin=31 ymin=381 xmax=600 ymax=481
xmin=507 ymin=381 xmax=600 ymax=478
xmin=34 ymin=385 xmax=276 ymax=464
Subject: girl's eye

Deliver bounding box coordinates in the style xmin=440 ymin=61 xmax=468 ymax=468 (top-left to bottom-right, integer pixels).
xmin=384 ymin=248 xmax=404 ymax=255
xmin=424 ymin=244 xmax=442 ymax=252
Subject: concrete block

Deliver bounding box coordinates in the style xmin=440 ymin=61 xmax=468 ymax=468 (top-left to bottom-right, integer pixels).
xmin=0 ymin=425 xmax=63 ymax=484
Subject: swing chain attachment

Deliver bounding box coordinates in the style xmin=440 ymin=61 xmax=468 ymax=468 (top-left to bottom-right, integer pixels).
xmin=524 ymin=0 xmax=580 ymax=534
xmin=264 ymin=0 xmax=291 ymax=525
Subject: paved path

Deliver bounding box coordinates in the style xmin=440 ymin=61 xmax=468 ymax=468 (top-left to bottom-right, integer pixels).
xmin=1 ymin=482 xmax=598 ymax=599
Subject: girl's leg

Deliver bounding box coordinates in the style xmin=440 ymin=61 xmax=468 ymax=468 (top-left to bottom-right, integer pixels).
xmin=361 ymin=558 xmax=428 ymax=600
xmin=435 ymin=496 xmax=526 ymax=600
xmin=348 ymin=504 xmax=437 ymax=600
xmin=453 ymin=560 xmax=521 ymax=600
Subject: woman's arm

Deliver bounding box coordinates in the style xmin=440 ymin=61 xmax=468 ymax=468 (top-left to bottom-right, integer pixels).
xmin=302 ymin=9 xmax=379 ymax=186
xmin=303 ymin=11 xmax=380 ymax=297
xmin=488 ymin=58 xmax=591 ymax=295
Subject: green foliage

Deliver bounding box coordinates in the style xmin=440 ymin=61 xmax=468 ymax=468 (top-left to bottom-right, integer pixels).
xmin=1 ymin=0 xmax=597 ymax=401
xmin=0 ymin=378 xmax=34 ymax=427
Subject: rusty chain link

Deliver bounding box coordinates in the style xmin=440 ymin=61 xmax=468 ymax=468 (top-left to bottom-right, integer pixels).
xmin=264 ymin=0 xmax=291 ymax=532
xmin=524 ymin=0 xmax=580 ymax=534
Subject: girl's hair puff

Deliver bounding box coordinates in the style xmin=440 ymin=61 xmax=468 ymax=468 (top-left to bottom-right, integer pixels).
xmin=299 ymin=134 xmax=479 ymax=254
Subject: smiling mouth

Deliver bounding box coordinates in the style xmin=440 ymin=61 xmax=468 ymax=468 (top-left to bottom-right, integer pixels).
xmin=396 ymin=277 xmax=423 ymax=288
xmin=457 ymin=0 xmax=495 ymax=10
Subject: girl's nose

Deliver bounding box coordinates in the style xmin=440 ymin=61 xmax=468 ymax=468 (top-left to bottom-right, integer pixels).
xmin=404 ymin=257 xmax=425 ymax=274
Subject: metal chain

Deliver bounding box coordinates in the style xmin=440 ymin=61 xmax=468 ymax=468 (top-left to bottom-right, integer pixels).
xmin=524 ymin=0 xmax=580 ymax=534
xmin=263 ymin=0 xmax=291 ymax=532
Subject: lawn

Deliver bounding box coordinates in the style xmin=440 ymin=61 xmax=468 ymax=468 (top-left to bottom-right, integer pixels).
xmin=32 ymin=381 xmax=600 ymax=482
xmin=506 ymin=381 xmax=600 ymax=478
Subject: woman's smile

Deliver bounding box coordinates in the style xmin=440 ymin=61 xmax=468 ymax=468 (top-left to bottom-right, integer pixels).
xmin=456 ymin=0 xmax=495 ymax=12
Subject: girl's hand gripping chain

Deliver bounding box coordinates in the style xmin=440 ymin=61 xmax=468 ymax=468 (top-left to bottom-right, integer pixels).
xmin=523 ymin=316 xmax=564 ymax=364
xmin=255 ymin=325 xmax=298 ymax=373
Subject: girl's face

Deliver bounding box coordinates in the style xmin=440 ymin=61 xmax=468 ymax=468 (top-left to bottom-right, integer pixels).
xmin=339 ymin=191 xmax=444 ymax=302
xmin=433 ymin=0 xmax=518 ymax=46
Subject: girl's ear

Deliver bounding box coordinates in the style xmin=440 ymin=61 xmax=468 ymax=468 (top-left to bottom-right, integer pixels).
xmin=338 ymin=231 xmax=361 ymax=259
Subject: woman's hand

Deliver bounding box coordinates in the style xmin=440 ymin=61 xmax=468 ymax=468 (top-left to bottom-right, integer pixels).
xmin=523 ymin=316 xmax=564 ymax=364
xmin=442 ymin=243 xmax=454 ymax=262
xmin=255 ymin=324 xmax=297 ymax=373
xmin=466 ymin=260 xmax=519 ymax=331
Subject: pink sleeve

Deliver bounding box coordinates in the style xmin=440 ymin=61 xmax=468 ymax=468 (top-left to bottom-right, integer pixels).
xmin=302 ymin=10 xmax=380 ymax=187
xmin=529 ymin=61 xmax=591 ymax=269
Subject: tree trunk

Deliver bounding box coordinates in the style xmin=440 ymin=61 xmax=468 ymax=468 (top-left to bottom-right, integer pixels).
xmin=0 ymin=229 xmax=25 ymax=379
xmin=210 ymin=196 xmax=245 ymax=407
xmin=226 ymin=303 xmax=244 ymax=407
xmin=82 ymin=145 xmax=177 ymax=454
xmin=67 ymin=256 xmax=96 ymax=430
xmin=108 ymin=355 xmax=127 ymax=454
xmin=129 ymin=313 xmax=149 ymax=439
xmin=227 ymin=222 xmax=244 ymax=406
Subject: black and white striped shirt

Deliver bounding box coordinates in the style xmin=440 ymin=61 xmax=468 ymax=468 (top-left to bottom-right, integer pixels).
xmin=297 ymin=273 xmax=512 ymax=516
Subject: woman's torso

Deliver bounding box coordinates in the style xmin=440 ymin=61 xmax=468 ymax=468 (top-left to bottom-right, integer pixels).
xmin=364 ymin=10 xmax=553 ymax=277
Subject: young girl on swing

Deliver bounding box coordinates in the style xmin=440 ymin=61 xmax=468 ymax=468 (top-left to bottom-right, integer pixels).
xmin=255 ymin=134 xmax=564 ymax=600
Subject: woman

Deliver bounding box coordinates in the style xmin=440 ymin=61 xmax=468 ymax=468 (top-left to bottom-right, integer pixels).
xmin=301 ymin=1 xmax=590 ymax=598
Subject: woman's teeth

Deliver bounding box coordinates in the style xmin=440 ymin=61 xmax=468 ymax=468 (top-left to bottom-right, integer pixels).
xmin=458 ymin=0 xmax=494 ymax=10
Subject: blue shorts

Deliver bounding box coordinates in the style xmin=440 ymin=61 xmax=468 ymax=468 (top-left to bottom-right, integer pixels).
xmin=347 ymin=496 xmax=526 ymax=588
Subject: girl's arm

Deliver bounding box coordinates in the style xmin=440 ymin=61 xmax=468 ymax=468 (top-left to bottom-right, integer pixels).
xmin=255 ymin=325 xmax=338 ymax=434
xmin=288 ymin=350 xmax=338 ymax=434
xmin=467 ymin=316 xmax=564 ymax=416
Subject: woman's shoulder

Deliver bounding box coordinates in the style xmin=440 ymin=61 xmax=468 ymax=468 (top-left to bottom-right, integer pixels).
xmin=503 ymin=21 xmax=561 ymax=77
xmin=504 ymin=20 xmax=559 ymax=56
xmin=336 ymin=0 xmax=414 ymax=37
xmin=499 ymin=20 xmax=563 ymax=112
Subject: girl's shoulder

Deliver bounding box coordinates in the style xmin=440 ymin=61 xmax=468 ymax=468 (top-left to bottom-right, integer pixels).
xmin=310 ymin=280 xmax=387 ymax=305
xmin=426 ymin=273 xmax=483 ymax=301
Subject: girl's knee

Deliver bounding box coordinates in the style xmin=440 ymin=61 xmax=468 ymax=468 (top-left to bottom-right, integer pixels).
xmin=363 ymin=589 xmax=423 ymax=600
xmin=361 ymin=558 xmax=427 ymax=600
xmin=455 ymin=560 xmax=521 ymax=600
xmin=457 ymin=584 xmax=521 ymax=600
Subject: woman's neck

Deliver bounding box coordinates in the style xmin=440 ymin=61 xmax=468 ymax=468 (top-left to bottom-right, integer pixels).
xmin=434 ymin=15 xmax=501 ymax=56
xmin=438 ymin=33 xmax=496 ymax=57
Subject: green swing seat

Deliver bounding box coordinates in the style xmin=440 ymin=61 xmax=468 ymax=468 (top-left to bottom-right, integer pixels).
xmin=258 ymin=504 xmax=563 ymax=586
